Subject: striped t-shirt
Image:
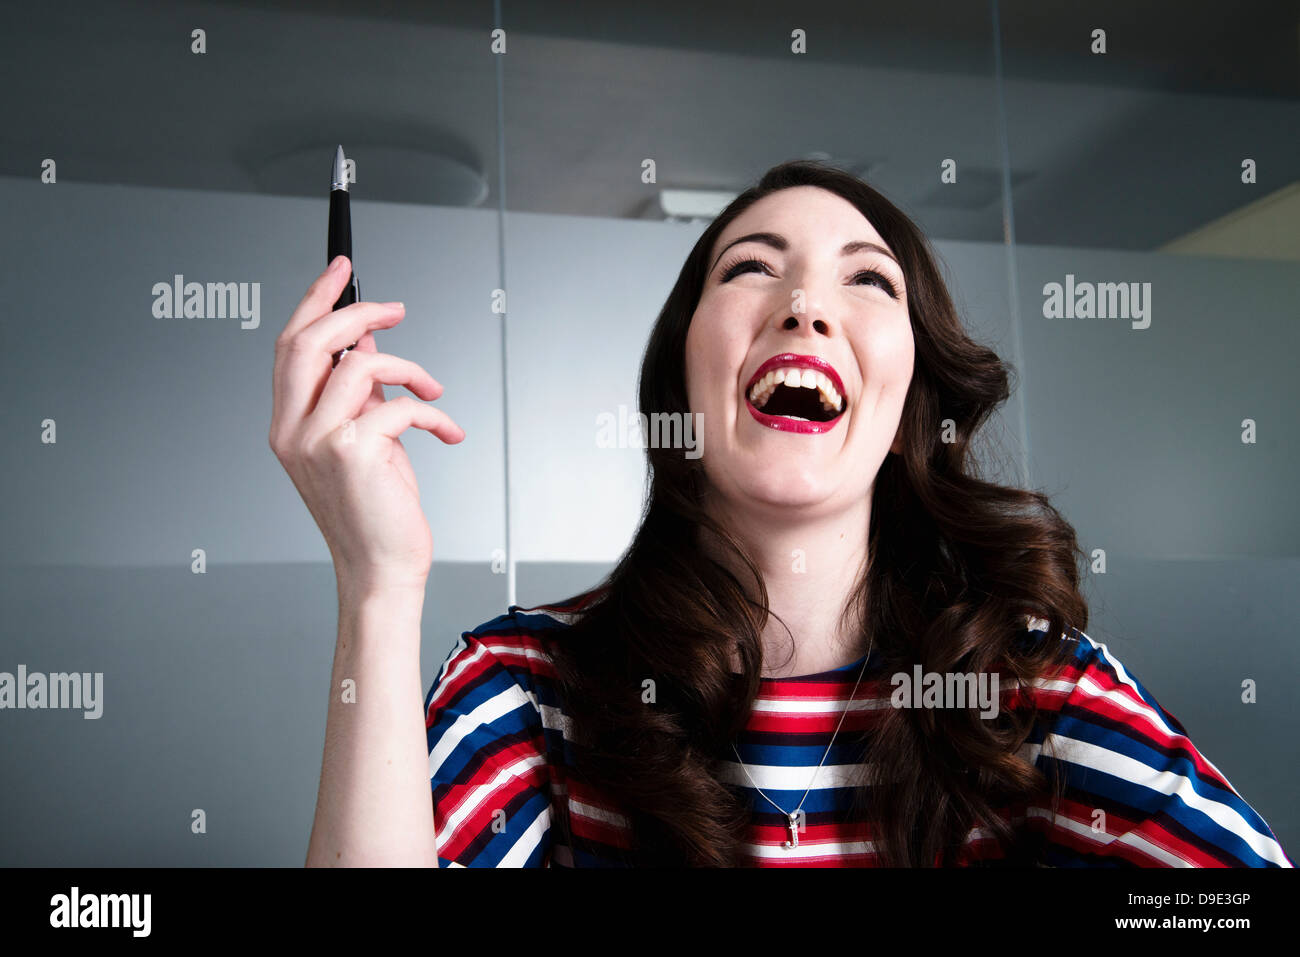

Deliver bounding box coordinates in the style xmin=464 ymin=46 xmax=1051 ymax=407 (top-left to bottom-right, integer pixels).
xmin=423 ymin=594 xmax=1292 ymax=867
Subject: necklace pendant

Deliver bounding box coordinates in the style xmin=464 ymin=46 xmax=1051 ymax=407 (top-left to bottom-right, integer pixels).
xmin=783 ymin=812 xmax=800 ymax=849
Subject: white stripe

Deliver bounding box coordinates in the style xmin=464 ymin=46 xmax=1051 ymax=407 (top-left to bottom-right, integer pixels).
xmin=1024 ymin=806 xmax=1192 ymax=866
xmin=750 ymin=695 xmax=886 ymax=715
xmin=433 ymin=635 xmax=468 ymax=691
xmin=1079 ymin=635 xmax=1240 ymax=793
xmin=744 ymin=837 xmax=875 ymax=860
xmin=434 ymin=751 xmax=549 ymax=857
xmin=512 ymin=605 xmax=580 ymax=626
xmin=479 ymin=640 xmax=555 ymax=669
xmin=428 ymin=682 xmax=538 ymax=778
xmin=717 ymin=759 xmax=862 ymax=791
xmin=538 ymin=702 xmax=572 ymax=737
xmin=549 ymin=781 xmax=633 ymax=829
xmin=1035 ymin=634 xmax=1290 ymax=866
xmin=570 ymin=797 xmax=631 ymax=829
xmin=960 ymin=826 xmax=1001 ymax=845
xmin=1072 ymin=670 xmax=1179 ymax=736
xmin=498 ymin=804 xmax=552 ymax=867
xmin=433 ymin=637 xmax=568 ymax=741
xmin=1026 ymin=734 xmax=1291 ymax=866
xmin=1074 ymin=635 xmax=1182 ymax=739
xmin=1029 ymin=676 xmax=1079 ymax=696
xmin=427 ymin=639 xmax=490 ymax=715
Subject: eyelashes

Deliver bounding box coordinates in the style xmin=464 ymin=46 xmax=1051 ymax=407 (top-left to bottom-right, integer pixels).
xmin=717 ymin=254 xmax=902 ymax=300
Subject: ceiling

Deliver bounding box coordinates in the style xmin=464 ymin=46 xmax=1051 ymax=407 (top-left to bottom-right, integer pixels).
xmin=1 ymin=0 xmax=1297 ymax=254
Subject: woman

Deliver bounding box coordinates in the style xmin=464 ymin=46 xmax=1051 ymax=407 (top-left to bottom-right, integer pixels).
xmin=275 ymin=160 xmax=1291 ymax=868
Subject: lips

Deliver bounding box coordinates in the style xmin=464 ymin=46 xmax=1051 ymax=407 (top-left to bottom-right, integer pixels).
xmin=743 ymin=352 xmax=848 ymax=434
xmin=744 ymin=353 xmax=846 ymax=396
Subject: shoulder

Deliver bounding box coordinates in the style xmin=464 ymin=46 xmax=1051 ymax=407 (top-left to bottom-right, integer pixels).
xmin=468 ymin=586 xmax=603 ymax=668
xmin=1016 ymin=615 xmax=1231 ymax=813
xmin=1019 ymin=614 xmax=1187 ymax=735
xmin=1014 ymin=617 xmax=1293 ymax=867
xmin=424 ymin=587 xmax=605 ymax=724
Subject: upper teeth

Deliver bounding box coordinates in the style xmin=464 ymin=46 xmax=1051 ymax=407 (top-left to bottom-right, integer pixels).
xmin=748 ymin=367 xmax=843 ymax=413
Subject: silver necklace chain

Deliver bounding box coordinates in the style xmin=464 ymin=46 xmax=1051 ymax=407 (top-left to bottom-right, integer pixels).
xmin=730 ymin=636 xmax=874 ymax=849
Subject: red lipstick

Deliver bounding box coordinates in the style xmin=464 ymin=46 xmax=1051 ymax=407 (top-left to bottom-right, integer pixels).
xmin=743 ymin=353 xmax=847 ymax=435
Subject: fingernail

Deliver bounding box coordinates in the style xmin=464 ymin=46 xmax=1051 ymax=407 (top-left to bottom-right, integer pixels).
xmin=330 ymin=255 xmax=347 ymax=272
xmin=384 ymin=301 xmax=404 ymax=310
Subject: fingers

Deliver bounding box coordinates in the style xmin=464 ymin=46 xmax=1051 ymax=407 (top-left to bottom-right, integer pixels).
xmin=272 ymin=301 xmax=407 ymax=440
xmin=351 ymin=331 xmax=387 ymax=416
xmin=310 ymin=351 xmax=446 ymax=436
xmin=354 ymin=394 xmax=466 ymax=445
xmin=282 ymin=256 xmax=353 ymax=342
xmin=269 ymin=260 xmax=463 ymax=462
xmin=300 ymin=301 xmax=406 ymax=359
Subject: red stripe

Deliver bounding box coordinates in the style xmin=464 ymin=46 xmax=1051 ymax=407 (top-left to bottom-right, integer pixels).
xmin=436 ymin=748 xmax=549 ymax=859
xmin=1024 ymin=797 xmax=1226 ymax=867
xmin=475 ymin=633 xmax=561 ymax=681
xmin=1051 ymin=680 xmax=1230 ymax=788
xmin=426 ymin=639 xmax=504 ymax=728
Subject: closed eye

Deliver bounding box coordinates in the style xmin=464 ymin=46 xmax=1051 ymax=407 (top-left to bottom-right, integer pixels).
xmin=718 ymin=255 xmax=900 ymax=300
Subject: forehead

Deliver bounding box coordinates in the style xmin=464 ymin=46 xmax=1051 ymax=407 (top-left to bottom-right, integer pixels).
xmin=714 ymin=186 xmax=886 ymax=252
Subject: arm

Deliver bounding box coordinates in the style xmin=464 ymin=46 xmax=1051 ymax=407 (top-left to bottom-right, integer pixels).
xmin=269 ymin=259 xmax=465 ymax=867
xmin=306 ymin=580 xmax=437 ymax=867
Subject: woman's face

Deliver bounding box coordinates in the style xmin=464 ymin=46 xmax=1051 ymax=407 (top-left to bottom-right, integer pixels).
xmin=685 ymin=185 xmax=914 ymax=519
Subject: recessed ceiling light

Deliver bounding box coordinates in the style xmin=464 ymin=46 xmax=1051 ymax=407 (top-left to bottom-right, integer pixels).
xmin=657 ymin=189 xmax=737 ymax=219
xmin=249 ymin=144 xmax=488 ymax=207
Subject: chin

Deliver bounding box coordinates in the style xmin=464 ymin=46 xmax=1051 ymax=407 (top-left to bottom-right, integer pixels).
xmin=728 ymin=468 xmax=834 ymax=510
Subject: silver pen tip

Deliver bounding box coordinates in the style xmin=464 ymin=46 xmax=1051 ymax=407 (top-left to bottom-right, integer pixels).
xmin=331 ymin=145 xmax=349 ymax=192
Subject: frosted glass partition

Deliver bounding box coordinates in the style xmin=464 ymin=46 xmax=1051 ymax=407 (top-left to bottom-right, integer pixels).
xmin=0 ymin=0 xmax=509 ymax=866
xmin=1014 ymin=246 xmax=1299 ymax=559
xmin=0 ymin=179 xmax=507 ymax=569
xmin=0 ymin=174 xmax=512 ymax=864
xmin=996 ymin=11 xmax=1300 ymax=854
xmin=1006 ymin=246 xmax=1299 ymax=860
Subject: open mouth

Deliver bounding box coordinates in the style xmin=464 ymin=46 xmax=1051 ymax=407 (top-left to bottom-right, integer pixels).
xmin=743 ymin=354 xmax=848 ymax=432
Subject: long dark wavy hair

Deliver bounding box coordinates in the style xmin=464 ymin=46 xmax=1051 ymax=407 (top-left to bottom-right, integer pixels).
xmin=544 ymin=159 xmax=1089 ymax=867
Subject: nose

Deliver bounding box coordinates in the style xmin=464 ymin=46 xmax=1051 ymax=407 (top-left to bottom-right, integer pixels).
xmin=777 ymin=281 xmax=836 ymax=338
xmin=781 ymin=313 xmax=832 ymax=336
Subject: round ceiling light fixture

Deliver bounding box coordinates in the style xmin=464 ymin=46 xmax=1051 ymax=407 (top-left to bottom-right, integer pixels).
xmin=250 ymin=144 xmax=489 ymax=207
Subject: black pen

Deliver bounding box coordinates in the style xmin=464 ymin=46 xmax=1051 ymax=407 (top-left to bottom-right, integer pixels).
xmin=329 ymin=144 xmax=360 ymax=367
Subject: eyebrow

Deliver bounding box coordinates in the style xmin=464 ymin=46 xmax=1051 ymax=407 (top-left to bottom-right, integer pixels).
xmin=709 ymin=231 xmax=902 ymax=276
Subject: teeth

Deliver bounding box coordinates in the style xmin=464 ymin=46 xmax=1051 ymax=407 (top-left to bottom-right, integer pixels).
xmin=746 ymin=366 xmax=844 ymax=413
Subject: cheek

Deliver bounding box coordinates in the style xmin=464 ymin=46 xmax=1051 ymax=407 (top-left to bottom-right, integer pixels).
xmin=683 ymin=320 xmax=706 ymax=411
xmin=684 ymin=311 xmax=738 ymax=409
xmin=861 ymin=319 xmax=915 ymax=388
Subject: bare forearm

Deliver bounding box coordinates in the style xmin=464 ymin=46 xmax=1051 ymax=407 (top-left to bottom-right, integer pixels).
xmin=306 ymin=582 xmax=437 ymax=867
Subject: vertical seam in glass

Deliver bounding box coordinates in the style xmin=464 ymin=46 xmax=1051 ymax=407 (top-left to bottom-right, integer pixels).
xmin=493 ymin=0 xmax=515 ymax=608
xmin=991 ymin=0 xmax=1032 ymax=490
